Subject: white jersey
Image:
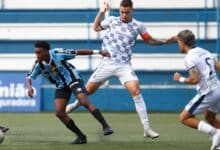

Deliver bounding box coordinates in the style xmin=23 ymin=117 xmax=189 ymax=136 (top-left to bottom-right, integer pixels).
xmin=184 ymin=47 xmax=220 ymax=95
xmin=100 ymin=16 xmax=147 ymax=63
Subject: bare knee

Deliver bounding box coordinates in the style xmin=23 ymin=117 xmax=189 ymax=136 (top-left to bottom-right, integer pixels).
xmin=128 ymin=88 xmax=141 ymax=97
xmin=56 ymin=111 xmax=66 ymax=119
xmin=76 ymin=93 xmax=95 ymax=111
xmin=86 ymin=82 xmax=101 ymax=95
xmin=85 ymin=87 xmax=93 ymax=95
xmin=179 ymin=112 xmax=191 ymax=124
xmin=179 ymin=113 xmax=186 ymax=124
xmin=131 ymin=90 xmax=141 ymax=97
xmin=124 ymin=81 xmax=141 ymax=96
xmin=78 ymin=100 xmax=89 ymax=108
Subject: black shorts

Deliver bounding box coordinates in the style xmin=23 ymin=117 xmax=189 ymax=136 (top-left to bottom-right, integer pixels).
xmin=55 ymin=80 xmax=87 ymax=100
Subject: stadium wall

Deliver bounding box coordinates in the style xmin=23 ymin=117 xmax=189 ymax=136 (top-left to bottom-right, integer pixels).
xmin=0 ymin=0 xmax=216 ymax=112
xmin=0 ymin=70 xmax=196 ymax=112
xmin=41 ymin=70 xmax=196 ymax=112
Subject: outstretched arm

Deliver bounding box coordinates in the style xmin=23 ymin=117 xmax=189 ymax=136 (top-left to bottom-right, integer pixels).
xmin=93 ymin=2 xmax=110 ymax=32
xmin=55 ymin=49 xmax=110 ymax=57
xmin=141 ymin=33 xmax=177 ymax=45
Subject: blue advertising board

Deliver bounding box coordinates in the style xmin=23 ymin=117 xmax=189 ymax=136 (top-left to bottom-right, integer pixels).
xmin=0 ymin=72 xmax=41 ymax=112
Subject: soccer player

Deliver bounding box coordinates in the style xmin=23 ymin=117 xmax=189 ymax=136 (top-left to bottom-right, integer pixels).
xmin=173 ymin=29 xmax=220 ymax=150
xmin=26 ymin=41 xmax=113 ymax=144
xmin=66 ymin=0 xmax=176 ymax=139
xmin=0 ymin=125 xmax=9 ymax=133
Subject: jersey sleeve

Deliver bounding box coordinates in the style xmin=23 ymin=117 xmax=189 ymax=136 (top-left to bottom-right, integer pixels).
xmin=100 ymin=16 xmax=114 ymax=30
xmin=26 ymin=61 xmax=41 ymax=80
xmin=138 ymin=22 xmax=151 ymax=40
xmin=51 ymin=48 xmax=76 ymax=60
xmin=138 ymin=22 xmax=147 ymax=35
xmin=184 ymin=54 xmax=197 ymax=71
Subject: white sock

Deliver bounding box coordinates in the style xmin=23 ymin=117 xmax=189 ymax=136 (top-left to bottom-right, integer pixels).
xmin=133 ymin=94 xmax=150 ymax=130
xmin=198 ymin=121 xmax=216 ymax=136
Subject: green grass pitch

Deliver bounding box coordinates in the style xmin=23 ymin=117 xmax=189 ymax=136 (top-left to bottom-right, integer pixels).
xmin=0 ymin=112 xmax=211 ymax=150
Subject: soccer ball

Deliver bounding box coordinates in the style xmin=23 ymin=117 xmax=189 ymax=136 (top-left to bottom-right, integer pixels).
xmin=0 ymin=130 xmax=4 ymax=144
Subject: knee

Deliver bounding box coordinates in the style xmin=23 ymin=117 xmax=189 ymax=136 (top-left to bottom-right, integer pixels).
xmin=131 ymin=89 xmax=141 ymax=97
xmin=77 ymin=99 xmax=90 ymax=110
xmin=86 ymin=83 xmax=99 ymax=95
xmin=179 ymin=113 xmax=186 ymax=124
xmin=55 ymin=111 xmax=66 ymax=119
xmin=86 ymin=87 xmax=94 ymax=95
xmin=78 ymin=99 xmax=88 ymax=106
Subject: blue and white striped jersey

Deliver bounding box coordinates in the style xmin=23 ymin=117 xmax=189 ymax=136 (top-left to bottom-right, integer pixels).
xmin=27 ymin=48 xmax=81 ymax=88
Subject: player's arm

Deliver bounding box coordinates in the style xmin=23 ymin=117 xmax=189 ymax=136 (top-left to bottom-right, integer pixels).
xmin=55 ymin=49 xmax=110 ymax=57
xmin=25 ymin=62 xmax=41 ymax=97
xmin=25 ymin=77 xmax=34 ymax=98
xmin=173 ymin=68 xmax=199 ymax=84
xmin=214 ymin=59 xmax=220 ymax=72
xmin=141 ymin=32 xmax=177 ymax=45
xmin=93 ymin=2 xmax=110 ymax=32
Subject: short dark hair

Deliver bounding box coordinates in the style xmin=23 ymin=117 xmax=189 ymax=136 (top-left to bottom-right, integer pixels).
xmin=34 ymin=41 xmax=50 ymax=50
xmin=120 ymin=0 xmax=133 ymax=8
xmin=177 ymin=30 xmax=195 ymax=48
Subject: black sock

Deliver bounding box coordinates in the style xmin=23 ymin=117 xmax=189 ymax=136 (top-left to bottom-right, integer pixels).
xmin=92 ymin=109 xmax=109 ymax=129
xmin=66 ymin=119 xmax=85 ymax=137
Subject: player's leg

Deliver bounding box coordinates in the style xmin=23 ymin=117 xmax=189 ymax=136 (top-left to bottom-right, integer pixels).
xmin=0 ymin=125 xmax=9 ymax=133
xmin=66 ymin=62 xmax=113 ymax=113
xmin=65 ymin=82 xmax=102 ymax=113
xmin=71 ymin=80 xmax=113 ymax=136
xmin=205 ymin=89 xmax=220 ymax=129
xmin=124 ymin=80 xmax=159 ymax=139
xmin=179 ymin=110 xmax=200 ymax=128
xmin=54 ymin=88 xmax=87 ymax=144
xmin=205 ymin=110 xmax=220 ymax=128
xmin=117 ymin=64 xmax=159 ymax=138
xmin=180 ymin=109 xmax=220 ymax=150
xmin=183 ymin=92 xmax=220 ymax=150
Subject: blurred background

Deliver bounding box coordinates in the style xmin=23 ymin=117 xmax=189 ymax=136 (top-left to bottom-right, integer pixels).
xmin=0 ymin=0 xmax=218 ymax=112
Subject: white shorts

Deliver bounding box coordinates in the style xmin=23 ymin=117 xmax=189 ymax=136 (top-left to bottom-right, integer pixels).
xmin=185 ymin=87 xmax=220 ymax=115
xmin=88 ymin=60 xmax=138 ymax=85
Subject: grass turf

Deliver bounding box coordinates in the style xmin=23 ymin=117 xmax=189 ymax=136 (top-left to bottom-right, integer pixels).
xmin=0 ymin=112 xmax=211 ymax=150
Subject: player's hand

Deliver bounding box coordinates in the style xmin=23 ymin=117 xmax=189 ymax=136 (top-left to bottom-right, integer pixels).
xmin=27 ymin=87 xmax=34 ymax=98
xmin=100 ymin=50 xmax=110 ymax=57
xmin=165 ymin=36 xmax=178 ymax=44
xmin=173 ymin=72 xmax=181 ymax=81
xmin=99 ymin=2 xmax=110 ymax=13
